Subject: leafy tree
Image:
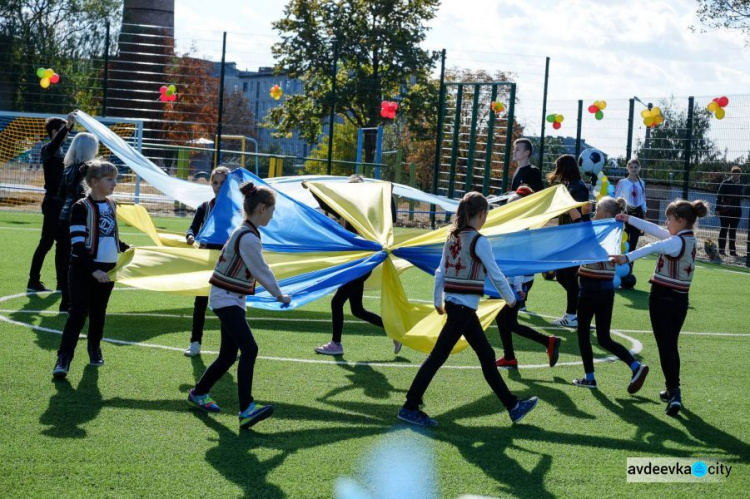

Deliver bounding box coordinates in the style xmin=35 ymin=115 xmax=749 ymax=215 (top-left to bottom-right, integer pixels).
xmin=268 ymin=0 xmax=440 ymax=163
xmin=693 ymin=1 xmax=750 ymax=44
xmin=303 ymin=120 xmax=360 ymax=175
xmin=0 ymin=0 xmax=122 ymax=112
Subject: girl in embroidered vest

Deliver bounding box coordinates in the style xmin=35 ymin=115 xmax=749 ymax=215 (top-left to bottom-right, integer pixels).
xmin=183 ymin=166 xmax=230 ymax=358
xmin=52 ymin=160 xmax=130 ymax=378
xmin=188 ymin=181 xmax=291 ymax=429
xmin=54 ymin=132 xmax=99 ymax=312
xmin=312 ymin=174 xmax=400 ymax=356
xmin=398 ymin=192 xmax=539 ymax=427
xmin=546 ymin=154 xmax=591 ymax=329
xmin=610 ymin=199 xmax=709 ymax=416
xmin=573 ymin=196 xmax=649 ymax=393
xmin=494 ymin=185 xmax=561 ymax=370
xmin=614 ymin=159 xmax=648 ymax=267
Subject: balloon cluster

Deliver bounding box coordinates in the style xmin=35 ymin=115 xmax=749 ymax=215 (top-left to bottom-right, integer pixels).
xmin=491 ymin=101 xmax=505 ymax=115
xmin=593 ymin=171 xmax=614 ymax=201
xmin=587 ymin=100 xmax=607 ymax=120
xmin=641 ymin=107 xmax=663 ymax=128
xmin=159 ymin=84 xmax=177 ymax=102
xmin=270 ymin=84 xmax=283 ymax=101
xmin=706 ymin=96 xmax=729 ymax=120
xmin=380 ymin=100 xmax=398 ymax=119
xmin=546 ymin=113 xmax=564 ymax=130
xmin=36 ymin=68 xmax=60 ymax=89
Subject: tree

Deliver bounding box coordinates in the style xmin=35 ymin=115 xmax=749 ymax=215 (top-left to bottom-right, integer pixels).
xmin=303 ymin=120 xmax=360 ymax=175
xmin=0 ymin=0 xmax=122 ymax=112
xmin=634 ymin=97 xmax=720 ymax=186
xmin=693 ymin=1 xmax=750 ymax=43
xmin=268 ymin=0 xmax=440 ymax=163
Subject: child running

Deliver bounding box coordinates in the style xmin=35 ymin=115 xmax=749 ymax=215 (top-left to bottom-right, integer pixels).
xmin=188 ymin=181 xmax=291 ymax=429
xmin=184 ymin=166 xmax=230 ymax=357
xmin=610 ymin=199 xmax=709 ymax=416
xmin=398 ymin=192 xmax=539 ymax=427
xmin=572 ymin=196 xmax=649 ymax=393
xmin=52 ymin=160 xmax=130 ymax=378
xmin=494 ymin=186 xmax=561 ymax=369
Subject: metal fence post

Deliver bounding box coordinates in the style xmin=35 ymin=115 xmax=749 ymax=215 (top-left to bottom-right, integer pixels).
xmin=625 ymin=98 xmax=634 ymax=163
xmin=501 ymin=83 xmax=516 ymax=193
xmin=575 ymin=99 xmax=583 ymax=158
xmin=215 ymin=31 xmax=227 ymax=169
xmin=430 ymin=49 xmax=447 ymax=228
xmin=102 ymin=21 xmax=110 ymax=117
xmin=482 ymin=84 xmax=498 ymax=195
xmin=326 ymin=39 xmax=339 ymax=175
xmin=683 ymin=96 xmax=694 ymax=200
xmin=538 ymin=56 xmax=550 ymax=170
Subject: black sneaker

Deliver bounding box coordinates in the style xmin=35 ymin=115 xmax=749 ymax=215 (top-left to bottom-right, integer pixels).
xmin=666 ymin=391 xmax=682 ymax=416
xmin=27 ymin=281 xmax=52 ymax=293
xmin=659 ymin=389 xmax=672 ymax=403
xmin=52 ymin=353 xmax=72 ymax=378
xmin=572 ymin=378 xmax=598 ymax=389
xmin=509 ymin=396 xmax=539 ymax=424
xmin=627 ymin=364 xmax=649 ymax=394
xmin=88 ymin=345 xmax=104 ymax=367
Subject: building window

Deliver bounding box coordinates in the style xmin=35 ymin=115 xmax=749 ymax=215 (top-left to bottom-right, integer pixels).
xmin=243 ymin=82 xmax=248 ymax=92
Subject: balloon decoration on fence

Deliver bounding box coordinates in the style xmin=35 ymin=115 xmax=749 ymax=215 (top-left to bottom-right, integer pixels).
xmin=546 ymin=113 xmax=564 ymax=130
xmin=380 ymin=101 xmax=398 ymax=119
xmin=641 ymin=106 xmax=663 ymax=128
xmin=159 ymin=84 xmax=177 ymax=102
xmin=593 ymin=171 xmax=614 ymax=201
xmin=491 ymin=101 xmax=505 ymax=115
xmin=270 ymin=84 xmax=283 ymax=100
xmin=706 ymin=96 xmax=729 ymax=120
xmin=37 ymin=68 xmax=60 ymax=89
xmin=588 ymin=100 xmax=607 ymax=120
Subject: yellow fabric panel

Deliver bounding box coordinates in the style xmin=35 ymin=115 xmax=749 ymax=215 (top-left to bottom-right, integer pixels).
xmin=304 ymin=181 xmax=394 ymax=247
xmin=117 ymin=203 xmax=191 ymax=248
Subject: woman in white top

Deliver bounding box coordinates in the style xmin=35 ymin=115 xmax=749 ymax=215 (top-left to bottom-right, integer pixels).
xmin=615 ymin=159 xmax=647 ymax=254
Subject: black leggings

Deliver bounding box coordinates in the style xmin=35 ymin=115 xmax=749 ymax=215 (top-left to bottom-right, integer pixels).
xmin=194 ymin=305 xmax=259 ymax=411
xmin=718 ymin=213 xmax=740 ymax=252
xmin=331 ymin=271 xmax=383 ymax=343
xmin=649 ymin=285 xmax=688 ymax=391
xmin=496 ymin=301 xmax=549 ymax=360
xmin=57 ymin=262 xmax=116 ymax=357
xmin=28 ymin=197 xmax=63 ymax=283
xmin=556 ymin=266 xmax=580 ymax=315
xmin=405 ymin=301 xmax=518 ymax=411
xmin=577 ymin=286 xmax=636 ymax=374
xmin=55 ymin=220 xmax=71 ymax=306
xmin=191 ymin=295 xmax=209 ymax=343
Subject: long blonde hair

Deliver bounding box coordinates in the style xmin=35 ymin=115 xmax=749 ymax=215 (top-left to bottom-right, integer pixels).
xmin=64 ymin=133 xmax=98 ymax=167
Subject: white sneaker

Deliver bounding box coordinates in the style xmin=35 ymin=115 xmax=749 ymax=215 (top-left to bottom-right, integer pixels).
xmin=552 ymin=315 xmax=578 ymax=328
xmin=393 ymin=340 xmax=403 ymax=355
xmin=184 ymin=341 xmax=201 ymax=357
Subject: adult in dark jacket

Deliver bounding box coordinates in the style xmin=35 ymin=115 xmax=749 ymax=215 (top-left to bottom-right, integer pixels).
xmin=716 ymin=166 xmax=743 ymax=257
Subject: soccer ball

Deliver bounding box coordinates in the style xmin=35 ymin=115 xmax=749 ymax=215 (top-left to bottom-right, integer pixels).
xmin=542 ymin=270 xmax=556 ymax=281
xmin=578 ymin=148 xmax=606 ymax=176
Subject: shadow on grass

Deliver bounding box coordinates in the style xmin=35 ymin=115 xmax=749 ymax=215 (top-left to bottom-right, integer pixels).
xmin=508 ymin=373 xmax=596 ymax=420
xmin=40 ymin=365 xmax=102 ymax=438
xmin=318 ymin=362 xmax=407 ymax=402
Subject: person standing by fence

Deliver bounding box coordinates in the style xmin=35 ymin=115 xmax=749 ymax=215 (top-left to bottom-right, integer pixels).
xmin=716 ymin=166 xmax=743 ymax=257
xmin=615 ymin=159 xmax=647 ymax=254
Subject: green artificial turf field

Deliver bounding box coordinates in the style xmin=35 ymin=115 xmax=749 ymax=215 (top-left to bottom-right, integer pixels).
xmin=0 ymin=211 xmax=747 ymax=497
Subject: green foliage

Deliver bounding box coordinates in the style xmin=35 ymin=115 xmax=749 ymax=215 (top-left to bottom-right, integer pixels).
xmin=269 ymin=0 xmax=440 ymax=161
xmin=693 ymin=0 xmax=750 ymax=43
xmin=303 ymin=120 xmax=360 ymax=175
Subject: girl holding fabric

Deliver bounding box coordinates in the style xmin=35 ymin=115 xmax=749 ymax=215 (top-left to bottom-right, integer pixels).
xmin=610 ymin=199 xmax=709 ymax=416
xmin=572 ymin=196 xmax=649 ymax=393
xmin=398 ymin=192 xmax=538 ymax=427
xmin=188 ymin=181 xmax=291 ymax=429
xmin=546 ymin=155 xmax=591 ymax=328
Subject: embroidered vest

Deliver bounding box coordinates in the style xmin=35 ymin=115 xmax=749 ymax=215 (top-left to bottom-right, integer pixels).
xmin=209 ymin=221 xmax=260 ymax=295
xmin=650 ymin=232 xmax=697 ymax=292
xmin=82 ymin=197 xmax=120 ymax=257
xmin=577 ymin=261 xmax=615 ymax=280
xmin=443 ymin=228 xmax=486 ymax=295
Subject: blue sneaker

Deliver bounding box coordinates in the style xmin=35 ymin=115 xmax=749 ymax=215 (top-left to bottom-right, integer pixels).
xmin=397 ymin=407 xmax=438 ymax=427
xmin=239 ymin=403 xmax=274 ymax=429
xmin=666 ymin=390 xmax=682 ymax=417
xmin=508 ymin=396 xmax=539 ymax=424
xmin=187 ymin=389 xmax=221 ymax=413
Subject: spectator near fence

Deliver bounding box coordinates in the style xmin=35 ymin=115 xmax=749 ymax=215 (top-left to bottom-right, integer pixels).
xmin=716 ymin=166 xmax=743 ymax=257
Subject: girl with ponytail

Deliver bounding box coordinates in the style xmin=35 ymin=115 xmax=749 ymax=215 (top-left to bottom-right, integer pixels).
xmin=398 ymin=192 xmax=539 ymax=427
xmin=188 ymin=181 xmax=290 ymax=429
xmin=610 ymin=199 xmax=709 ymax=416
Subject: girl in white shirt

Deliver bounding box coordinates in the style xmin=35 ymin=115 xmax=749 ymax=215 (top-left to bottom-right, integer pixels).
xmin=615 ymin=159 xmax=647 ymax=253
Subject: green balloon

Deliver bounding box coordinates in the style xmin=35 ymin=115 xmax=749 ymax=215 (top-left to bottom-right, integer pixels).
xmin=546 ymin=114 xmax=555 ymax=123
xmin=36 ymin=67 xmax=45 ymax=78
xmin=595 ymin=110 xmax=604 ymax=120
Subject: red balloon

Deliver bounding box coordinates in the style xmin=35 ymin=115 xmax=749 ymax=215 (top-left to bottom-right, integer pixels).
xmin=588 ymin=105 xmax=598 ymax=113
xmin=50 ymin=73 xmax=60 ymax=84
xmin=160 ymin=85 xmax=168 ymax=93
xmin=380 ymin=109 xmax=389 ymax=118
xmin=159 ymin=94 xmax=167 ymax=102
xmin=168 ymin=93 xmax=177 ymax=102
xmin=718 ymin=96 xmax=729 ymax=107
xmin=390 ymin=102 xmax=398 ymax=112
xmin=552 ymin=121 xmax=561 ymax=130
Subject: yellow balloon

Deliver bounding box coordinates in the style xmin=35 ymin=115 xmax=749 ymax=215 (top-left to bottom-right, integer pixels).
xmin=640 ymin=109 xmax=650 ymax=118
xmin=644 ymin=116 xmax=654 ymax=127
xmin=651 ymin=106 xmax=661 ymax=116
xmin=555 ymin=114 xmax=564 ymax=123
xmin=707 ymin=102 xmax=719 ymax=112
xmin=598 ymin=100 xmax=607 ymax=110
xmin=654 ymin=115 xmax=664 ymax=125
xmin=44 ymin=68 xmax=54 ymax=79
xmin=715 ymin=107 xmax=725 ymax=120
xmin=40 ymin=77 xmax=50 ymax=89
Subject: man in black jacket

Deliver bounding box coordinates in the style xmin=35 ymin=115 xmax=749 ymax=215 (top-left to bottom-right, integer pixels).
xmin=27 ymin=113 xmax=76 ymax=292
xmin=716 ymin=166 xmax=744 ymax=256
xmin=509 ymin=138 xmax=543 ymax=193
